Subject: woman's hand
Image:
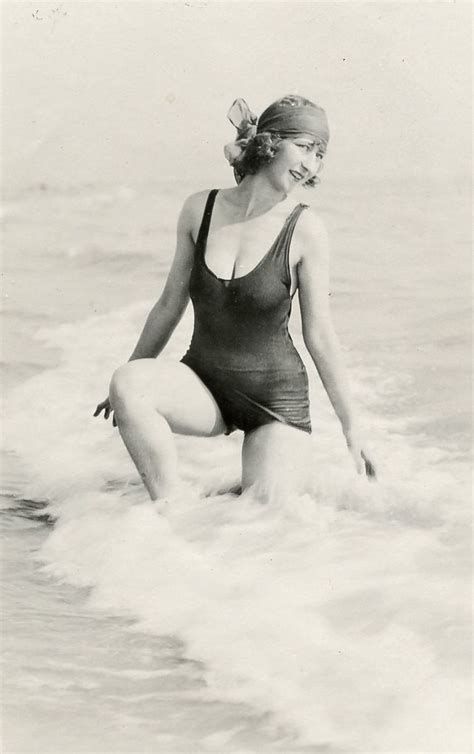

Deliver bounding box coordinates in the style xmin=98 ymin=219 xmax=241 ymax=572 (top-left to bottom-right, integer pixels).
xmin=345 ymin=429 xmax=377 ymax=480
xmin=93 ymin=397 xmax=117 ymax=427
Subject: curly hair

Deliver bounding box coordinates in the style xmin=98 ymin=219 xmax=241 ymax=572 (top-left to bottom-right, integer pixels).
xmin=233 ymin=131 xmax=322 ymax=188
xmin=233 ymin=132 xmax=282 ymax=180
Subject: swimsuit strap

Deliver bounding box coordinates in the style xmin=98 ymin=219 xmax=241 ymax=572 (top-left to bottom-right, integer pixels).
xmin=270 ymin=203 xmax=309 ymax=287
xmin=196 ymin=189 xmax=219 ymax=252
xmin=196 ymin=191 xmax=308 ymax=284
xmin=279 ymin=203 xmax=309 ymax=247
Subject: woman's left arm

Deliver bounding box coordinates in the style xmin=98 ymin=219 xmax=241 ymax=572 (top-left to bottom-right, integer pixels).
xmin=296 ymin=210 xmax=376 ymax=478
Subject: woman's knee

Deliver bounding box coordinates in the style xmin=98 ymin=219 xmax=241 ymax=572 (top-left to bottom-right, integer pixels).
xmin=109 ymin=360 xmax=227 ymax=437
xmin=109 ymin=361 xmax=152 ymax=414
xmin=109 ymin=359 xmax=175 ymax=418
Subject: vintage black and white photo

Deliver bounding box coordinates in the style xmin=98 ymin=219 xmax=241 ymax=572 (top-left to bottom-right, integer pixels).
xmin=1 ymin=2 xmax=471 ymax=752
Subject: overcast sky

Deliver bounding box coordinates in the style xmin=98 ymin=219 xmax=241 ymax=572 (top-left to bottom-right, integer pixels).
xmin=2 ymin=1 xmax=471 ymax=189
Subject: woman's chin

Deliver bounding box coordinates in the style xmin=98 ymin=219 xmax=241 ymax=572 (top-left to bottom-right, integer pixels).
xmin=280 ymin=181 xmax=296 ymax=198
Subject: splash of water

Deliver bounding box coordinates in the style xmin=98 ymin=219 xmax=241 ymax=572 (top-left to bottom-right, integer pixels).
xmin=3 ymin=304 xmax=471 ymax=752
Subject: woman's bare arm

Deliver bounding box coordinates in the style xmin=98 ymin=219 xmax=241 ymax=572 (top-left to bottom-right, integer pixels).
xmin=296 ymin=210 xmax=375 ymax=476
xmin=94 ymin=193 xmax=202 ymax=423
xmin=127 ymin=194 xmax=197 ymax=361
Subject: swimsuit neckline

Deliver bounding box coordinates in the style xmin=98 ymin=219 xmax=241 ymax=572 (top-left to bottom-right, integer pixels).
xmin=201 ymin=189 xmax=303 ymax=284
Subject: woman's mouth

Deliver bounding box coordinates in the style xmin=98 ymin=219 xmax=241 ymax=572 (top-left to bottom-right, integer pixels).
xmin=289 ymin=170 xmax=304 ymax=181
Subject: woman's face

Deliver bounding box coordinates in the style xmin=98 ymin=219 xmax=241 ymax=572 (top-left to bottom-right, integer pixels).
xmin=264 ymin=136 xmax=324 ymax=193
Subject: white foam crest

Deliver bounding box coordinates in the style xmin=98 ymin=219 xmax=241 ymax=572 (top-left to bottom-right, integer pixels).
xmin=3 ymin=304 xmax=471 ymax=751
xmin=35 ymin=486 xmax=471 ymax=750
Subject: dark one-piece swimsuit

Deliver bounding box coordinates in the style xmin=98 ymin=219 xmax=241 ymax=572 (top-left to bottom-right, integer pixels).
xmin=181 ymin=189 xmax=312 ymax=436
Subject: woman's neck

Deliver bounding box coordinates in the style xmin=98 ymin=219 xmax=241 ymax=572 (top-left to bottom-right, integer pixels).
xmin=227 ymin=173 xmax=289 ymax=220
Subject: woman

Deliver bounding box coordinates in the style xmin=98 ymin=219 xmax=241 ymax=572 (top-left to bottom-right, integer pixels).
xmin=94 ymin=95 xmax=376 ymax=501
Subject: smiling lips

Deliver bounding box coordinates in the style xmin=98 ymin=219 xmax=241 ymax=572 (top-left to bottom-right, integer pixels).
xmin=289 ymin=170 xmax=305 ymax=181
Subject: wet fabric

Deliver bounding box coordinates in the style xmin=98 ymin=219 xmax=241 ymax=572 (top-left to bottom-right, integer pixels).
xmin=181 ymin=189 xmax=312 ymax=435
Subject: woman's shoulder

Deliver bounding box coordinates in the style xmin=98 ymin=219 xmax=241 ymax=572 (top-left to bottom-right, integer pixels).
xmin=295 ymin=204 xmax=327 ymax=238
xmin=182 ymin=188 xmax=216 ymax=212
xmin=180 ymin=189 xmax=216 ymax=227
xmin=293 ymin=204 xmax=330 ymax=263
xmin=296 ymin=202 xmax=326 ymax=230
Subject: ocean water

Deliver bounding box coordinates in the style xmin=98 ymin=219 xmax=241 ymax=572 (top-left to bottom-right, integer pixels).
xmin=1 ymin=177 xmax=472 ymax=753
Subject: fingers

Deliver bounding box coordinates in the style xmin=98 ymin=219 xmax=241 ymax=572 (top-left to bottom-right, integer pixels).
xmin=346 ymin=437 xmax=364 ymax=475
xmin=365 ymin=459 xmax=377 ymax=480
xmin=93 ymin=398 xmax=114 ymax=422
xmin=353 ymin=450 xmax=365 ymax=475
xmin=348 ymin=442 xmax=377 ymax=480
xmin=361 ymin=450 xmax=377 ymax=481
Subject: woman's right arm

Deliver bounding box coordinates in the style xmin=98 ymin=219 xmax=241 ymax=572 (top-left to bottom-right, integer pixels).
xmin=94 ymin=194 xmax=199 ymax=422
xmin=127 ymin=194 xmax=197 ymax=361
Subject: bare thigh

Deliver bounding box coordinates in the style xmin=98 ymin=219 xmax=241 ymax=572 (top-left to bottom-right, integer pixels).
xmin=241 ymin=422 xmax=312 ymax=498
xmin=109 ymin=358 xmax=228 ymax=437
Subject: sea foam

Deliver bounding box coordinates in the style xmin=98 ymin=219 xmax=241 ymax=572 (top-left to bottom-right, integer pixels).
xmin=3 ymin=302 xmax=471 ymax=751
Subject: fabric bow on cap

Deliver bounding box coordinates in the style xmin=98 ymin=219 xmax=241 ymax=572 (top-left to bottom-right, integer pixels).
xmin=223 ymin=98 xmax=258 ymax=168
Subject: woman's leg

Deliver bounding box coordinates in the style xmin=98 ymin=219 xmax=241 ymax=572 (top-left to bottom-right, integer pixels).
xmin=109 ymin=359 xmax=227 ymax=501
xmin=241 ymin=422 xmax=312 ymax=501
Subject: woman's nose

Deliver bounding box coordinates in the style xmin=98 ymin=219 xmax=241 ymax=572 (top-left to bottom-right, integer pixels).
xmin=300 ymin=150 xmax=317 ymax=172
